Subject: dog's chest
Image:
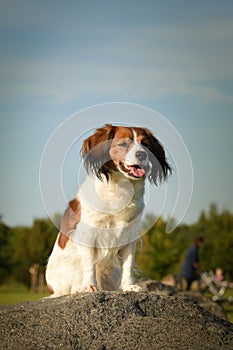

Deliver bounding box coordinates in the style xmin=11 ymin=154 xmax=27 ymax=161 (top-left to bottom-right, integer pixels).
xmin=77 ymin=176 xmax=144 ymax=228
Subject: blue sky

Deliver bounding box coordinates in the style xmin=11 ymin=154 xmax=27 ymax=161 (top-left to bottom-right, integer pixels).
xmin=1 ymin=0 xmax=233 ymax=227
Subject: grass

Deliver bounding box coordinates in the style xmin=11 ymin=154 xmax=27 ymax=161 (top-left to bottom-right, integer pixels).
xmin=0 ymin=285 xmax=49 ymax=305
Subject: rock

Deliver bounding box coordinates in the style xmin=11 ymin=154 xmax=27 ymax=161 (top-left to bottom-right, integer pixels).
xmin=0 ymin=292 xmax=233 ymax=350
xmin=177 ymin=291 xmax=229 ymax=321
xmin=137 ymin=278 xmax=176 ymax=295
xmin=137 ymin=279 xmax=228 ymax=320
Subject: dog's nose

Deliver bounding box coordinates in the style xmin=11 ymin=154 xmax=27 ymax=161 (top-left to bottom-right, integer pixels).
xmin=136 ymin=150 xmax=147 ymax=161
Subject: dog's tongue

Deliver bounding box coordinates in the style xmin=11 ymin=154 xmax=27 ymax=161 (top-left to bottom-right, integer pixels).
xmin=129 ymin=166 xmax=145 ymax=178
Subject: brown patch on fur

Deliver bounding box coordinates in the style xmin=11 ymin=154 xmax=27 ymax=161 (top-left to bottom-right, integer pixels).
xmin=69 ymin=198 xmax=80 ymax=213
xmin=81 ymin=124 xmax=115 ymax=157
xmin=90 ymin=285 xmax=98 ymax=292
xmin=112 ymin=126 xmax=133 ymax=139
xmin=109 ymin=128 xmax=134 ymax=165
xmin=47 ymin=284 xmax=54 ymax=295
xmin=58 ymin=232 xmax=69 ymax=249
xmin=59 ymin=198 xmax=81 ymax=249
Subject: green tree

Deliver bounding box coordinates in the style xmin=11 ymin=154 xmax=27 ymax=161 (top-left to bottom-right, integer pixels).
xmin=136 ymin=203 xmax=233 ymax=281
xmin=11 ymin=218 xmax=58 ymax=286
xmin=2 ymin=203 xmax=233 ymax=287
xmin=136 ymin=216 xmax=184 ymax=279
xmin=0 ymin=218 xmax=13 ymax=284
xmin=198 ymin=205 xmax=233 ymax=280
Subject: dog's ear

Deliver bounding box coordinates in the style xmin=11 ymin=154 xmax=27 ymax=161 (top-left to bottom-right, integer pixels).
xmin=143 ymin=129 xmax=172 ymax=185
xmin=81 ymin=124 xmax=115 ymax=180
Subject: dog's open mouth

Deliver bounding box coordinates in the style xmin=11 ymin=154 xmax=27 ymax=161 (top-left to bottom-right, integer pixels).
xmin=119 ymin=161 xmax=146 ymax=178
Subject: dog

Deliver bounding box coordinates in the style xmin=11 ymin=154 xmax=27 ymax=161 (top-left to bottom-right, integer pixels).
xmin=46 ymin=124 xmax=171 ymax=296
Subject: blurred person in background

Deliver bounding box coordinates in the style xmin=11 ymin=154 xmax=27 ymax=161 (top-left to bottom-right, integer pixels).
xmin=181 ymin=237 xmax=204 ymax=290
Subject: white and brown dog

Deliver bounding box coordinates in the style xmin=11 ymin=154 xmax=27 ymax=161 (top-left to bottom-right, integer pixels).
xmin=46 ymin=124 xmax=171 ymax=296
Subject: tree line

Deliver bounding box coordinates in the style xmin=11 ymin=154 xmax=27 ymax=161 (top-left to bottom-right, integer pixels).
xmin=136 ymin=203 xmax=233 ymax=281
xmin=0 ymin=203 xmax=233 ymax=288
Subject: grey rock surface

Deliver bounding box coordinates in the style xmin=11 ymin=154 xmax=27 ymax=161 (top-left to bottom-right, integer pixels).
xmin=0 ymin=292 xmax=233 ymax=350
xmin=137 ymin=279 xmax=228 ymax=320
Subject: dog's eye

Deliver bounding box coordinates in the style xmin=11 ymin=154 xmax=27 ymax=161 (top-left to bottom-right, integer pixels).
xmin=118 ymin=142 xmax=128 ymax=148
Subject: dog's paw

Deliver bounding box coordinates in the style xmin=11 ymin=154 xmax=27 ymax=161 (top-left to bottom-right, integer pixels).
xmin=71 ymin=287 xmax=82 ymax=294
xmin=122 ymin=284 xmax=143 ymax=292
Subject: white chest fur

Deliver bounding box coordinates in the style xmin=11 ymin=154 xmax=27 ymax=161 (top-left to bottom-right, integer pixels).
xmin=70 ymin=173 xmax=145 ymax=248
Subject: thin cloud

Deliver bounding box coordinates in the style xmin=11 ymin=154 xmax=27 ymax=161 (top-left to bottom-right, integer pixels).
xmin=0 ymin=6 xmax=232 ymax=104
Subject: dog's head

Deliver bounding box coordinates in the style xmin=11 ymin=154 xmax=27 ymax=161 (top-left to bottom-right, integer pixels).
xmin=82 ymin=124 xmax=171 ymax=185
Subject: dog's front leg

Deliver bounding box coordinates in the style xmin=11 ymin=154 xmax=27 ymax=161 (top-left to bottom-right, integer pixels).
xmin=119 ymin=242 xmax=142 ymax=292
xmin=80 ymin=246 xmax=97 ymax=292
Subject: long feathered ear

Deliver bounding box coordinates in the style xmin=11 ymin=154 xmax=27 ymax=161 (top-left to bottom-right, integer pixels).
xmin=144 ymin=129 xmax=172 ymax=185
xmin=81 ymin=124 xmax=116 ymax=180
